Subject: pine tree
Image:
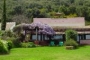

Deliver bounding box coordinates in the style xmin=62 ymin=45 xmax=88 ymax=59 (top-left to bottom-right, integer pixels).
xmin=1 ymin=0 xmax=6 ymax=30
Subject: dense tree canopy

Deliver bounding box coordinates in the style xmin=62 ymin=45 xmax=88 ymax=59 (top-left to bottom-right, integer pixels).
xmin=0 ymin=0 xmax=90 ymax=24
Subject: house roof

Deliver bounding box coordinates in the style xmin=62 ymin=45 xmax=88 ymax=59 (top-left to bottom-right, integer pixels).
xmin=0 ymin=22 xmax=16 ymax=30
xmin=33 ymin=17 xmax=85 ymax=27
xmin=53 ymin=26 xmax=90 ymax=34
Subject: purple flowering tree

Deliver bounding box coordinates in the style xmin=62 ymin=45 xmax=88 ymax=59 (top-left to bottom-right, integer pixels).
xmin=30 ymin=22 xmax=55 ymax=40
xmin=30 ymin=22 xmax=55 ymax=35
xmin=13 ymin=22 xmax=55 ymax=41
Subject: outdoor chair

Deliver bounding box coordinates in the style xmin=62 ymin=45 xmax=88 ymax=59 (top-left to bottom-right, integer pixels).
xmin=50 ymin=41 xmax=55 ymax=46
xmin=59 ymin=41 xmax=63 ymax=46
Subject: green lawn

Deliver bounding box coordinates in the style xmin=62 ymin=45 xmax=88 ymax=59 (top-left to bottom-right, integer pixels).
xmin=0 ymin=46 xmax=90 ymax=60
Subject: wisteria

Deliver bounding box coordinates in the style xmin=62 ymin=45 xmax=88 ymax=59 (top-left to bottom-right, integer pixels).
xmin=30 ymin=22 xmax=55 ymax=35
xmin=13 ymin=22 xmax=55 ymax=36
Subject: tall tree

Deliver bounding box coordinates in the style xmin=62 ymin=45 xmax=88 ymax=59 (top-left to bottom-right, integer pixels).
xmin=1 ymin=0 xmax=6 ymax=30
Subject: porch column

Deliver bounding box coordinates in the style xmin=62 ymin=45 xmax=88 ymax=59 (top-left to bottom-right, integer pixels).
xmin=40 ymin=33 xmax=43 ymax=41
xmin=25 ymin=30 xmax=26 ymax=41
xmin=36 ymin=28 xmax=38 ymax=40
xmin=30 ymin=33 xmax=32 ymax=41
xmin=78 ymin=34 xmax=80 ymax=43
xmin=43 ymin=34 xmax=45 ymax=40
xmin=25 ymin=30 xmax=26 ymax=37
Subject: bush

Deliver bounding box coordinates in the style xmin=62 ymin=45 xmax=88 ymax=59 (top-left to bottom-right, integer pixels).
xmin=21 ymin=42 xmax=36 ymax=48
xmin=0 ymin=31 xmax=5 ymax=36
xmin=12 ymin=37 xmax=22 ymax=48
xmin=7 ymin=41 xmax=13 ymax=50
xmin=28 ymin=42 xmax=36 ymax=47
xmin=64 ymin=39 xmax=78 ymax=48
xmin=4 ymin=30 xmax=15 ymax=37
xmin=0 ymin=30 xmax=15 ymax=40
xmin=0 ymin=40 xmax=9 ymax=54
xmin=65 ymin=29 xmax=77 ymax=41
xmin=21 ymin=42 xmax=28 ymax=48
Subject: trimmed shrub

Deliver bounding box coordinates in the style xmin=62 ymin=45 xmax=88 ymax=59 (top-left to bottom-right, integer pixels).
xmin=21 ymin=42 xmax=36 ymax=48
xmin=64 ymin=39 xmax=78 ymax=48
xmin=65 ymin=29 xmax=77 ymax=41
xmin=0 ymin=40 xmax=9 ymax=54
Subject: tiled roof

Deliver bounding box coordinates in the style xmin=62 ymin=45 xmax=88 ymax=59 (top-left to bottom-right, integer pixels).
xmin=33 ymin=17 xmax=85 ymax=27
xmin=0 ymin=22 xmax=16 ymax=30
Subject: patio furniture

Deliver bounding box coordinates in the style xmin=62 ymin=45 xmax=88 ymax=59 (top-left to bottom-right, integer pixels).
xmin=50 ymin=41 xmax=55 ymax=46
xmin=59 ymin=41 xmax=63 ymax=46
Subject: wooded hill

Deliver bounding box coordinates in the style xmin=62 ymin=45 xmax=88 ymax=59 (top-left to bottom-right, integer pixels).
xmin=0 ymin=0 xmax=90 ymax=25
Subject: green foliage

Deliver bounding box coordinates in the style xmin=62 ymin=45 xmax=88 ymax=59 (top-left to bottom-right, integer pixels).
xmin=7 ymin=41 xmax=13 ymax=50
xmin=21 ymin=42 xmax=28 ymax=48
xmin=66 ymin=14 xmax=77 ymax=18
xmin=64 ymin=39 xmax=78 ymax=48
xmin=13 ymin=25 xmax=22 ymax=34
xmin=0 ymin=40 xmax=9 ymax=54
xmin=2 ymin=30 xmax=15 ymax=37
xmin=85 ymin=20 xmax=90 ymax=25
xmin=0 ymin=30 xmax=5 ymax=36
xmin=0 ymin=30 xmax=15 ymax=40
xmin=65 ymin=29 xmax=77 ymax=41
xmin=28 ymin=42 xmax=36 ymax=47
xmin=0 ymin=0 xmax=90 ymax=24
xmin=5 ymin=30 xmax=15 ymax=37
xmin=0 ymin=30 xmax=22 ymax=48
xmin=21 ymin=42 xmax=36 ymax=48
xmin=1 ymin=0 xmax=6 ymax=30
xmin=12 ymin=37 xmax=22 ymax=48
xmin=30 ymin=16 xmax=33 ymax=23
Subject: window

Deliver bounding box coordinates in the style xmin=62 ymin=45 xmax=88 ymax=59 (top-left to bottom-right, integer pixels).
xmin=53 ymin=34 xmax=63 ymax=40
xmin=86 ymin=35 xmax=90 ymax=40
xmin=32 ymin=35 xmax=36 ymax=40
xmin=32 ymin=35 xmax=41 ymax=40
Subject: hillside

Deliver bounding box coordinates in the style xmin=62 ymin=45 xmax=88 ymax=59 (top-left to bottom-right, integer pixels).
xmin=0 ymin=0 xmax=90 ymax=25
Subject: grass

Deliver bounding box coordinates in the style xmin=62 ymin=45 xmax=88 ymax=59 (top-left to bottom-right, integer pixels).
xmin=0 ymin=46 xmax=90 ymax=60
